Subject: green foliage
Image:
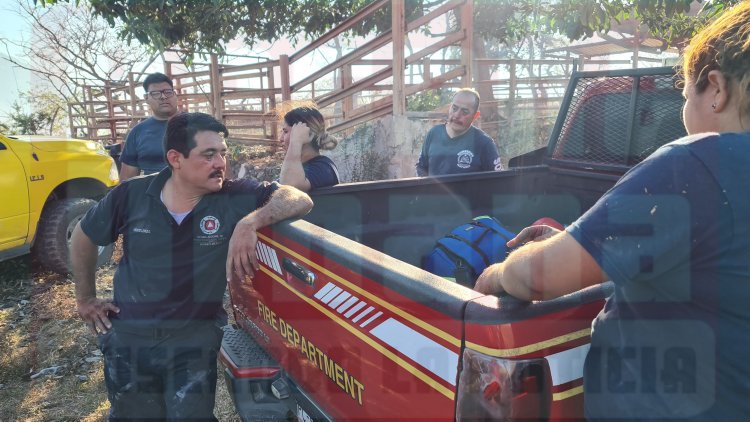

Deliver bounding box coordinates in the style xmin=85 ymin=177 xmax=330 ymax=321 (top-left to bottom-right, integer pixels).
xmin=472 ymin=0 xmax=737 ymax=49
xmin=35 ymin=0 xmax=738 ymax=56
xmin=407 ymin=88 xmax=449 ymax=112
xmin=36 ymin=0 xmax=421 ymax=56
xmin=1 ymin=89 xmax=68 ymax=136
xmin=3 ymin=102 xmax=53 ymax=135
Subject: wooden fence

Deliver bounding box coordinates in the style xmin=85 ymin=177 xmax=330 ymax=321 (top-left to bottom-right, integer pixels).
xmin=68 ymin=0 xmax=630 ymax=146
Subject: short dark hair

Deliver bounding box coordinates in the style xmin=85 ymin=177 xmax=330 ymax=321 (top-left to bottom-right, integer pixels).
xmin=143 ymin=72 xmax=173 ymax=92
xmin=164 ymin=112 xmax=228 ymax=163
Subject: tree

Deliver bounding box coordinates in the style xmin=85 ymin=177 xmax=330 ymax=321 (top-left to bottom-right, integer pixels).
xmin=1 ymin=87 xmax=68 ymax=135
xmin=35 ymin=0 xmax=426 ymax=55
xmin=37 ymin=0 xmax=738 ymax=56
xmin=1 ymin=0 xmax=156 ymax=136
xmin=23 ymin=87 xmax=68 ymax=135
xmin=3 ymin=101 xmax=53 ymax=135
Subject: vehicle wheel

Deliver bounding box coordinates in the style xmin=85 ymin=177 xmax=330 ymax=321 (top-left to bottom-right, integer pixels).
xmin=33 ymin=198 xmax=113 ymax=275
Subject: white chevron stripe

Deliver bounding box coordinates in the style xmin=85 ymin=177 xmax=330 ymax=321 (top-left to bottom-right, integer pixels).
xmin=344 ymin=301 xmax=366 ymax=318
xmin=545 ymin=344 xmax=589 ymax=386
xmin=370 ymin=318 xmax=458 ymax=385
xmin=314 ymin=282 xmax=336 ymax=300
xmin=359 ymin=311 xmax=382 ymax=328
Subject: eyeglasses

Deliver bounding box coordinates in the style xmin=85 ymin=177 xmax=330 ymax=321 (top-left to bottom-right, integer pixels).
xmin=146 ymin=89 xmax=176 ymax=99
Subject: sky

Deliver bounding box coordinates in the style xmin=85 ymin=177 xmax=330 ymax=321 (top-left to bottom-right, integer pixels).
xmin=0 ymin=1 xmax=32 ymax=118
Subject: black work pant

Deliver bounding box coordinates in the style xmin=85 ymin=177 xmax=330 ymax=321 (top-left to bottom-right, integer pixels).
xmin=98 ymin=321 xmax=224 ymax=421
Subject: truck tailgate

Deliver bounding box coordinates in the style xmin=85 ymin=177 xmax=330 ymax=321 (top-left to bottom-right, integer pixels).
xmin=227 ymin=219 xmax=482 ymax=420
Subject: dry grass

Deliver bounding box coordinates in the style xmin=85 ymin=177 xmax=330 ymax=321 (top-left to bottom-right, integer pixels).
xmin=0 ymin=253 xmax=239 ymax=422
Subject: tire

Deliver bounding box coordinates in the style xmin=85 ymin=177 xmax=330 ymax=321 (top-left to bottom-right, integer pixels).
xmin=33 ymin=198 xmax=114 ymax=275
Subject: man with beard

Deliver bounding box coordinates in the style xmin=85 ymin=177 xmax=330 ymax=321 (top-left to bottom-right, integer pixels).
xmin=416 ymin=88 xmax=502 ymax=176
xmin=119 ymin=72 xmax=180 ymax=180
xmin=70 ymin=112 xmax=313 ymax=420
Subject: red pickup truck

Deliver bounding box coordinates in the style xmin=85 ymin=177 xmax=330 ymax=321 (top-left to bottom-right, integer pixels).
xmin=220 ymin=67 xmax=686 ymax=420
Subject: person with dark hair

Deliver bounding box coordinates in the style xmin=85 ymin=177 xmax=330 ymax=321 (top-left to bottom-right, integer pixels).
xmin=416 ymin=88 xmax=502 ymax=176
xmin=70 ymin=112 xmax=313 ymax=420
xmin=119 ymin=72 xmax=180 ymax=180
xmin=475 ymin=2 xmax=750 ymax=419
xmin=277 ymin=101 xmax=339 ymax=191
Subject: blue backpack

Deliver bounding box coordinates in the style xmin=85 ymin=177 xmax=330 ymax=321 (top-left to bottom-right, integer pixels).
xmin=423 ymin=216 xmax=516 ymax=287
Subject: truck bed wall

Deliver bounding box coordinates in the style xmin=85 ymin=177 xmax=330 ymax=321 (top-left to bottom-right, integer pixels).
xmin=305 ymin=166 xmax=619 ymax=268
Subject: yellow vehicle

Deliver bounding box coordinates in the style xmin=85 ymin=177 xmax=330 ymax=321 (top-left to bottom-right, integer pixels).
xmin=0 ymin=133 xmax=119 ymax=274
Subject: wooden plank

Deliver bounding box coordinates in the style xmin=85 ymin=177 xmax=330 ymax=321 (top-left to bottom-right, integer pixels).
xmin=221 ymin=71 xmax=267 ymax=82
xmin=280 ymin=55 xmax=291 ymax=101
xmin=328 ymin=103 xmax=392 ymax=134
xmin=405 ymin=30 xmax=464 ymax=66
xmin=316 ymin=66 xmax=392 ymax=108
xmin=405 ymin=67 xmax=465 ymax=96
xmin=289 ymin=0 xmax=389 ymax=63
xmin=222 ymin=88 xmax=280 ymax=99
xmin=392 ymin=0 xmax=406 ymax=116
xmin=406 ymin=0 xmax=465 ymax=32
xmin=219 ymin=61 xmax=278 ymax=73
xmin=460 ymin=0 xmax=473 ymax=87
xmin=292 ymin=30 xmax=392 ymax=91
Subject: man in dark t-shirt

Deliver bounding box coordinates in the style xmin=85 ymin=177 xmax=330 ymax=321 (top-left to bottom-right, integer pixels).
xmin=71 ymin=112 xmax=313 ymax=420
xmin=416 ymin=88 xmax=502 ymax=176
xmin=119 ymin=72 xmax=180 ymax=180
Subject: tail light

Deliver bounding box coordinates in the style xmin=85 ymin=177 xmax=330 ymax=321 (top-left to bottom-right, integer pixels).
xmin=456 ymin=348 xmax=551 ymax=421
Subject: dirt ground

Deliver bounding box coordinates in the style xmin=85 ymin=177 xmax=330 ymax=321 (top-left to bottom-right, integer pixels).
xmin=0 ymin=249 xmax=241 ymax=421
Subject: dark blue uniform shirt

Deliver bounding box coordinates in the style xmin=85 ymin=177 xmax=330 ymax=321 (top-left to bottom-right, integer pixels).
xmin=81 ymin=168 xmax=278 ymax=327
xmin=568 ymin=132 xmax=750 ymax=420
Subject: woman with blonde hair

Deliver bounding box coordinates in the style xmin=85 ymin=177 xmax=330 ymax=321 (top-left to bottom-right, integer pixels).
xmin=277 ymin=102 xmax=339 ymax=192
xmin=475 ymin=2 xmax=750 ymax=419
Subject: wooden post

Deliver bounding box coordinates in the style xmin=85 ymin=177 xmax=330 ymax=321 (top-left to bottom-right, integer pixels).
xmin=210 ymin=54 xmax=223 ymax=120
xmin=392 ymin=0 xmax=406 ymax=116
xmin=507 ymin=59 xmax=516 ymax=123
xmin=128 ymin=72 xmax=137 ymax=124
xmin=342 ymin=64 xmax=353 ymax=121
xmin=175 ymin=77 xmax=186 ymax=113
xmin=268 ymin=64 xmax=277 ymax=141
xmin=280 ymin=54 xmax=291 ymax=102
xmin=633 ymin=25 xmax=640 ymax=69
xmin=390 ymin=0 xmax=410 ymax=178
xmin=460 ymin=0 xmax=474 ymax=88
xmin=423 ymin=57 xmax=432 ymax=83
xmin=105 ymin=83 xmax=115 ymax=144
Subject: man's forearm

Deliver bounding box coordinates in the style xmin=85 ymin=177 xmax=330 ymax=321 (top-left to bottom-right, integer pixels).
xmin=242 ymin=185 xmax=313 ymax=229
xmin=118 ymin=163 xmax=140 ymax=182
xmin=501 ymin=232 xmax=607 ymax=300
xmin=70 ymin=224 xmax=100 ymax=301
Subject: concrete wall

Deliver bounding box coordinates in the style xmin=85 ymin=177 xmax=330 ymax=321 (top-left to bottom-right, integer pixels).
xmin=326 ymin=115 xmax=436 ymax=182
xmin=324 ymin=109 xmax=556 ymax=182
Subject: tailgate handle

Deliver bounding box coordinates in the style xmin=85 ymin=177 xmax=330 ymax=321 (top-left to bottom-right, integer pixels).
xmin=283 ymin=258 xmax=316 ymax=286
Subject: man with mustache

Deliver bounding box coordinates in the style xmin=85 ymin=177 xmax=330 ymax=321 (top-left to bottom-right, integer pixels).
xmin=70 ymin=112 xmax=313 ymax=420
xmin=119 ymin=72 xmax=180 ymax=180
xmin=416 ymin=88 xmax=502 ymax=176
